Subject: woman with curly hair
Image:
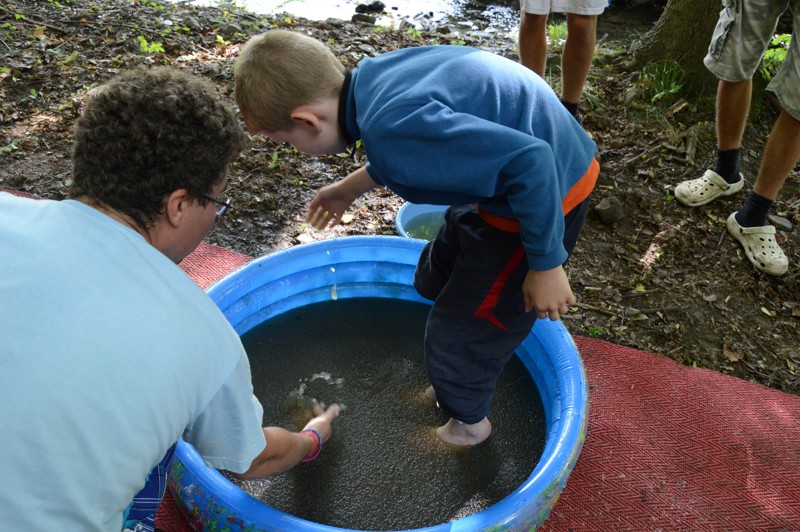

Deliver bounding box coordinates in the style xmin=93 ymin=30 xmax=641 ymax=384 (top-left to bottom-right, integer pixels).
xmin=0 ymin=67 xmax=339 ymax=531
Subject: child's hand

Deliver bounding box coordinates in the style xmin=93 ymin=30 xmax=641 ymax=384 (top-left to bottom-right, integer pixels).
xmin=306 ymin=166 xmax=378 ymax=229
xmin=522 ymin=266 xmax=575 ymax=320
xmin=306 ymin=183 xmax=353 ymax=229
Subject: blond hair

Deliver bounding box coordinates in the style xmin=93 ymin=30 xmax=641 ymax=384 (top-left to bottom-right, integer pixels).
xmin=234 ymin=30 xmax=345 ymax=132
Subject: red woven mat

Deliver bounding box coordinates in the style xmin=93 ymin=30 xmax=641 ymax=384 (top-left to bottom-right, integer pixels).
xmin=540 ymin=337 xmax=800 ymax=531
xmin=179 ymin=243 xmax=251 ymax=290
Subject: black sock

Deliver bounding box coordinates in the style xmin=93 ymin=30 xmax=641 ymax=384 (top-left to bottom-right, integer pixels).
xmin=734 ymin=191 xmax=773 ymax=228
xmin=714 ymin=148 xmax=741 ymax=184
xmin=560 ymin=99 xmax=579 ymax=117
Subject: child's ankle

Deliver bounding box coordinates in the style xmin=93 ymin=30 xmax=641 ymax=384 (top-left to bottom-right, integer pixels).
xmin=436 ymin=417 xmax=492 ymax=446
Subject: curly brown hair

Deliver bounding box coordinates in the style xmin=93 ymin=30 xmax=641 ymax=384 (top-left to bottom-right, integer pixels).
xmin=70 ymin=67 xmax=244 ymax=229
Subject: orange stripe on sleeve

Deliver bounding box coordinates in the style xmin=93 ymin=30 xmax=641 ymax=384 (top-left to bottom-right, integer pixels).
xmin=562 ymin=157 xmax=599 ymax=215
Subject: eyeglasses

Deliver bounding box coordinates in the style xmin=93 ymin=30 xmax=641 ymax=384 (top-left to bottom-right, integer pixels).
xmin=201 ymin=194 xmax=232 ymax=216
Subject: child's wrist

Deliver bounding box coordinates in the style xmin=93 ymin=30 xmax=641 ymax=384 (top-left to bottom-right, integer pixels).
xmin=300 ymin=429 xmax=323 ymax=462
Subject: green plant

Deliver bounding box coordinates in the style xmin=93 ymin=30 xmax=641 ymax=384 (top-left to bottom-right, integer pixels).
xmin=267 ymin=151 xmax=280 ymax=170
xmin=1 ymin=140 xmax=19 ymax=154
xmin=759 ymin=33 xmax=791 ymax=82
xmin=586 ymin=326 xmax=606 ymax=337
xmin=547 ymin=21 xmax=567 ymax=49
xmin=57 ymin=50 xmax=78 ymax=67
xmin=580 ymin=78 xmax=605 ymax=113
xmin=639 ymin=60 xmax=685 ymax=105
xmin=137 ymin=35 xmax=164 ymax=54
xmin=138 ymin=0 xmax=165 ymax=9
xmin=405 ymin=27 xmax=421 ymax=40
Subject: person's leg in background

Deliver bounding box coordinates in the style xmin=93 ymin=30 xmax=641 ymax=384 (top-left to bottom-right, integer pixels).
xmin=518 ymin=9 xmax=549 ymax=77
xmin=675 ymin=0 xmax=797 ymax=275
xmin=519 ymin=0 xmax=607 ymax=118
xmin=560 ymin=12 xmax=598 ymax=116
xmin=726 ymin=0 xmax=800 ymax=275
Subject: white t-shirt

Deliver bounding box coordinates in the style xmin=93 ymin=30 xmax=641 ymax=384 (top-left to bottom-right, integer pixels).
xmin=0 ymin=194 xmax=266 ymax=531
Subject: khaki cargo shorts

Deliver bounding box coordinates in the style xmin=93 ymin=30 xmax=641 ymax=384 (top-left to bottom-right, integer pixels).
xmin=704 ymin=0 xmax=800 ymax=120
xmin=520 ymin=0 xmax=608 ymax=15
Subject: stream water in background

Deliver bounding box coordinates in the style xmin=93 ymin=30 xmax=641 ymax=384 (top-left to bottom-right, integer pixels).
xmin=182 ymin=0 xmax=521 ymax=32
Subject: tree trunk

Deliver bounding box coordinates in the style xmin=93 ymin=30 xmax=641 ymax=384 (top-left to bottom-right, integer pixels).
xmin=632 ymin=0 xmax=721 ymax=91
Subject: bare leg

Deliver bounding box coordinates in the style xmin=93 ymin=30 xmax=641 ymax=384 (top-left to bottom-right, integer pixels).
xmin=716 ymin=79 xmax=752 ymax=150
xmin=673 ymin=79 xmax=752 ymax=205
xmin=518 ymin=12 xmax=548 ymax=76
xmin=725 ymin=109 xmax=797 ymax=276
xmin=751 ymin=110 xmax=800 ymax=200
xmin=437 ymin=417 xmax=492 ymax=446
xmin=561 ymin=13 xmax=597 ymax=104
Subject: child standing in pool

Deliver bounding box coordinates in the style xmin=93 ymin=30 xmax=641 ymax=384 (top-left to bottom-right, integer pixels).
xmin=234 ymin=30 xmax=598 ymax=446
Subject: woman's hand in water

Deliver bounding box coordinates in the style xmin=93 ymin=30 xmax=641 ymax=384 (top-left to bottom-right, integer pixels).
xmin=302 ymin=403 xmax=341 ymax=443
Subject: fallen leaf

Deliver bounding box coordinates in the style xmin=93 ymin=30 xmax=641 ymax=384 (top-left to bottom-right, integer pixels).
xmin=723 ymin=344 xmax=743 ymax=362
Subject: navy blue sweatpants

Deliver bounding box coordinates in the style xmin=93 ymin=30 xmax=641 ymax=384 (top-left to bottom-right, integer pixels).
xmin=413 ymin=199 xmax=589 ymax=424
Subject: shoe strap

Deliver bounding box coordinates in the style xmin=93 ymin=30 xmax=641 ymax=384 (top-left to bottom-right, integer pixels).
xmin=703 ymin=169 xmax=730 ymax=189
xmin=736 ymin=223 xmax=776 ymax=236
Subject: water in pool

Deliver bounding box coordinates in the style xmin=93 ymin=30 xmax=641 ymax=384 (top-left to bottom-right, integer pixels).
xmin=236 ymin=298 xmax=546 ymax=530
xmin=401 ymin=211 xmax=444 ymax=241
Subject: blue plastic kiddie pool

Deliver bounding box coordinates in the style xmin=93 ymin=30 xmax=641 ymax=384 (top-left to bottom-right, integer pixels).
xmin=168 ymin=235 xmax=588 ymax=532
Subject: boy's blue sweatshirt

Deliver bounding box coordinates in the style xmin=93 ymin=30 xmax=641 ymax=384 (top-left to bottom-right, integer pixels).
xmin=340 ymin=45 xmax=597 ymax=270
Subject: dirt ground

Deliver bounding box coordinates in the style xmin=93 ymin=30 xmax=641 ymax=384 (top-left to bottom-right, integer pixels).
xmin=1 ymin=0 xmax=798 ymax=395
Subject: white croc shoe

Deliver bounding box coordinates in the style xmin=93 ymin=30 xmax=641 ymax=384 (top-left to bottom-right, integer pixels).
xmin=726 ymin=213 xmax=789 ymax=276
xmin=675 ymin=170 xmax=744 ymax=207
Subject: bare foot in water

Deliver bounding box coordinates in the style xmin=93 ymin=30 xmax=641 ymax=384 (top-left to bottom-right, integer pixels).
xmin=424 ymin=385 xmax=437 ymax=401
xmin=436 ymin=417 xmax=492 ymax=446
